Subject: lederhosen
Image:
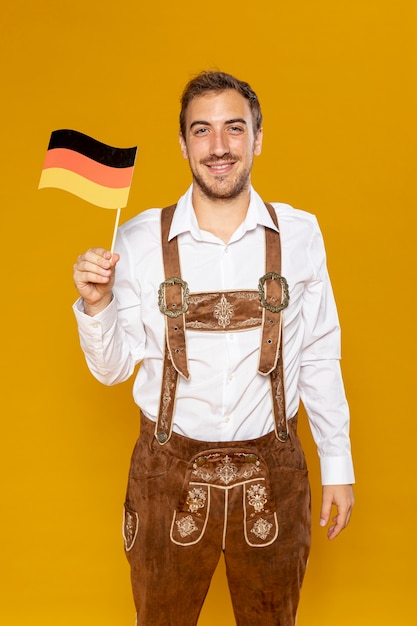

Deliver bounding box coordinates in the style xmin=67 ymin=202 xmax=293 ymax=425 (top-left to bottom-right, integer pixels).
xmin=123 ymin=204 xmax=311 ymax=626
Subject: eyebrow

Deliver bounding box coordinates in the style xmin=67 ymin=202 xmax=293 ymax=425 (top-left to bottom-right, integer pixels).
xmin=189 ymin=118 xmax=248 ymax=130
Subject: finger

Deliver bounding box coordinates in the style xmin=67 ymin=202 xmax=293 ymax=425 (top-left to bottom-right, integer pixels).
xmin=319 ymin=494 xmax=333 ymax=527
xmin=74 ymin=251 xmax=119 ymax=284
xmin=328 ymin=518 xmax=344 ymax=540
xmin=88 ymin=248 xmax=120 ymax=267
xmin=73 ymin=266 xmax=112 ymax=286
xmin=327 ymin=505 xmax=352 ymax=540
xmin=78 ymin=248 xmax=112 ymax=269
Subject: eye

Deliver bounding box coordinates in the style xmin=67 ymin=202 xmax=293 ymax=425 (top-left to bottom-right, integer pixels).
xmin=193 ymin=127 xmax=209 ymax=136
xmin=227 ymin=125 xmax=245 ymax=134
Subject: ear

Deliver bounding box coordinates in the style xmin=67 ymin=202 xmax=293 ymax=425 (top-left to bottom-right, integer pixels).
xmin=179 ymin=133 xmax=188 ymax=159
xmin=253 ymin=128 xmax=263 ymax=156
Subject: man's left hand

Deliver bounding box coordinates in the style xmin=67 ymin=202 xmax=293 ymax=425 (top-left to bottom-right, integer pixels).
xmin=320 ymin=484 xmax=354 ymax=540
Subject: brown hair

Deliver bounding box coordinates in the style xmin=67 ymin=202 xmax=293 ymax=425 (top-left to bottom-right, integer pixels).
xmin=179 ymin=70 xmax=263 ymax=137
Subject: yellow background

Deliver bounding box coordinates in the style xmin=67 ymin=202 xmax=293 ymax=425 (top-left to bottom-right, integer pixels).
xmin=1 ymin=1 xmax=416 ymax=624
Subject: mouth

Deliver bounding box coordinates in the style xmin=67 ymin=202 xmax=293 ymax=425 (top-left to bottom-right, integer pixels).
xmin=203 ymin=160 xmax=236 ymax=175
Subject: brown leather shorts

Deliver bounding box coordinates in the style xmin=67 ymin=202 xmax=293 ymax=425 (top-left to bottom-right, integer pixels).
xmin=123 ymin=413 xmax=311 ymax=626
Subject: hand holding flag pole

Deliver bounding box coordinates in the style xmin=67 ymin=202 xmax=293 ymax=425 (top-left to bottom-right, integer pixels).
xmin=39 ymin=129 xmax=137 ymax=253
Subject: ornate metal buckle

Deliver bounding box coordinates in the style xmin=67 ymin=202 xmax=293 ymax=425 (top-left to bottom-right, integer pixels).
xmin=258 ymin=272 xmax=289 ymax=313
xmin=158 ymin=276 xmax=190 ymax=318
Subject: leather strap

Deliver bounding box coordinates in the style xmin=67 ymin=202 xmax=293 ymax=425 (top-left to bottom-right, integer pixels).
xmin=159 ymin=204 xmax=190 ymax=380
xmin=258 ymin=203 xmax=285 ymax=375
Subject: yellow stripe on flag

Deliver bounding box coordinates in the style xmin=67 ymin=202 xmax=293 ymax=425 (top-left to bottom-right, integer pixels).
xmin=38 ymin=168 xmax=131 ymax=209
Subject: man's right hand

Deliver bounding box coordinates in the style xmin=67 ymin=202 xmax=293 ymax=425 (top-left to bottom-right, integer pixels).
xmin=73 ymin=248 xmax=120 ymax=316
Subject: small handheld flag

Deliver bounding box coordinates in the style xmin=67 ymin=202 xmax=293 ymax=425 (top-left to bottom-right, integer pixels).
xmin=39 ymin=129 xmax=137 ymax=251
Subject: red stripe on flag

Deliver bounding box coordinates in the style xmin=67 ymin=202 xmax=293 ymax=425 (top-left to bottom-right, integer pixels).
xmin=42 ymin=148 xmax=135 ymax=189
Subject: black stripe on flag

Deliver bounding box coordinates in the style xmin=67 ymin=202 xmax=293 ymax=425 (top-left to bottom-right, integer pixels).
xmin=47 ymin=129 xmax=137 ymax=168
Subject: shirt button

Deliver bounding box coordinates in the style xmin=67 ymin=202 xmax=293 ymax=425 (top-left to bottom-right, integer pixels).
xmin=224 ymin=417 xmax=230 ymax=424
xmin=92 ymin=323 xmax=99 ymax=329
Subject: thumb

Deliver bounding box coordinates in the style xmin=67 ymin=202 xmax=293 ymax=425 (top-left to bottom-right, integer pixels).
xmin=106 ymin=251 xmax=120 ymax=267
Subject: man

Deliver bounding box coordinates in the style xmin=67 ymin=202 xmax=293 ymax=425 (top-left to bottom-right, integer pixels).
xmin=73 ymin=71 xmax=354 ymax=625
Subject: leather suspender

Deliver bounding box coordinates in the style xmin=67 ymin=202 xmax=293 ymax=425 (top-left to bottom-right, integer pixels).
xmin=155 ymin=203 xmax=289 ymax=445
xmin=158 ymin=204 xmax=190 ymax=380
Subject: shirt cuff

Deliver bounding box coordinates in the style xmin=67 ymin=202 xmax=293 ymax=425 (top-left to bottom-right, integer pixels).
xmin=72 ymin=296 xmax=117 ymax=334
xmin=320 ymin=456 xmax=355 ymax=485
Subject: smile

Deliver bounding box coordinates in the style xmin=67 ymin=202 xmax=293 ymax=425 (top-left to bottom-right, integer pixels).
xmin=204 ymin=162 xmax=235 ymax=173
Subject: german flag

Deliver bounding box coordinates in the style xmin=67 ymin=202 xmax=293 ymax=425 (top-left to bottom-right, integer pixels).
xmin=39 ymin=129 xmax=137 ymax=209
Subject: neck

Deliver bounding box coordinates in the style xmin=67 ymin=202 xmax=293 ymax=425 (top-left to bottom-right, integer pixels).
xmin=192 ymin=186 xmax=251 ymax=244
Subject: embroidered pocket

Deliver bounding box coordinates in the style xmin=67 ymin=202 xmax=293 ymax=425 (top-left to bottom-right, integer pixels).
xmin=243 ymin=479 xmax=279 ymax=547
xmin=123 ymin=503 xmax=139 ymax=552
xmin=170 ymin=485 xmax=211 ymax=546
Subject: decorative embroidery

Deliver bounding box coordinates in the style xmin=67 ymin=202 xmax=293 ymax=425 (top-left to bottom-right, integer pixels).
xmin=159 ymin=362 xmax=177 ymax=428
xmin=192 ymin=453 xmax=261 ymax=485
xmin=188 ymin=291 xmax=259 ymax=305
xmin=215 ymin=455 xmax=239 ymax=485
xmin=242 ymin=467 xmax=259 ymax=479
xmin=213 ymin=294 xmax=234 ymax=328
xmin=247 ymin=483 xmax=268 ymax=513
xmin=186 ymin=487 xmax=207 ymax=514
xmin=274 ymin=374 xmax=285 ymax=414
xmin=123 ymin=508 xmax=138 ymax=552
xmin=188 ymin=294 xmax=219 ymax=305
xmin=192 ymin=466 xmax=213 ymax=482
xmin=238 ymin=317 xmax=263 ymax=328
xmin=176 ymin=515 xmax=198 ymax=538
xmin=236 ymin=292 xmax=261 ymax=301
xmin=186 ymin=317 xmax=261 ymax=331
xmin=184 ymin=291 xmax=263 ymax=331
xmin=251 ymin=517 xmax=273 ymax=540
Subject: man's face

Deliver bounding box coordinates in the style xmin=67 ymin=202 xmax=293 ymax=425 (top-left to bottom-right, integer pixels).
xmin=179 ymin=90 xmax=263 ymax=201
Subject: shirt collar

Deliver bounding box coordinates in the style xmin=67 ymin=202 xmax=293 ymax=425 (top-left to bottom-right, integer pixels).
xmin=168 ymin=185 xmax=278 ymax=242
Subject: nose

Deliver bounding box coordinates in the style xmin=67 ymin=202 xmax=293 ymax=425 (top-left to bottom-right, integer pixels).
xmin=209 ymin=130 xmax=229 ymax=157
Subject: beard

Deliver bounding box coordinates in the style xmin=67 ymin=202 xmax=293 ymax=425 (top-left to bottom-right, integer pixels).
xmin=190 ymin=154 xmax=253 ymax=201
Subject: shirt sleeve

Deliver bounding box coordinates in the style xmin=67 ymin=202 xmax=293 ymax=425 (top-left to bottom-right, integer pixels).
xmin=298 ymin=218 xmax=355 ymax=485
xmin=72 ymin=233 xmax=145 ymax=386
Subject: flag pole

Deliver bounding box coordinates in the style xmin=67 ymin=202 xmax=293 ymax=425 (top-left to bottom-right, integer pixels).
xmin=110 ymin=208 xmax=121 ymax=255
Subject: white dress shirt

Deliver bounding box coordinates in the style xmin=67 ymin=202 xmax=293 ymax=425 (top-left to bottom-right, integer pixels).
xmin=73 ymin=186 xmax=354 ymax=485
